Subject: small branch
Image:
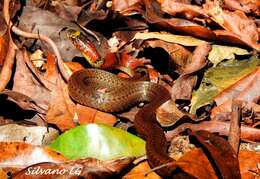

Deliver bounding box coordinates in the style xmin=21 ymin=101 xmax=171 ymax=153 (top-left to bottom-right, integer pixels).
xmin=0 ymin=0 xmax=16 ymax=91
xmin=11 ymin=26 xmax=70 ymax=81
xmin=228 ymin=100 xmax=242 ymax=154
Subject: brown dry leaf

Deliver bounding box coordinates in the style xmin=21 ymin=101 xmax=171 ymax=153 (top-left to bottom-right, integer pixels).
xmin=0 ymin=124 xmax=59 ymax=145
xmin=0 ymin=168 xmax=7 ymax=179
xmin=46 ymin=75 xmax=75 ymax=131
xmin=156 ymin=99 xmax=190 ymax=127
xmin=182 ymin=44 xmax=211 ymax=75
xmin=223 ymin=0 xmax=260 ymax=15
xmin=18 ymin=6 xmax=82 ymax=61
xmin=176 ymin=148 xmax=217 ymax=179
xmin=145 ymin=40 xmax=191 ymax=73
xmin=76 ymin=104 xmax=117 ymax=126
xmin=160 ymin=0 xmax=205 ymax=19
xmin=51 ymin=1 xmax=83 ymax=22
xmin=119 ymin=52 xmax=150 ymax=70
xmin=211 ymin=67 xmax=260 ymax=119
xmin=0 ymin=13 xmax=8 ymax=66
xmin=13 ymin=50 xmax=51 ymax=111
xmin=166 ymin=121 xmax=260 ymax=142
xmin=0 ymin=142 xmax=66 ymax=168
xmin=188 ymin=130 xmax=241 ymax=179
xmin=112 ymin=0 xmax=141 ymax=12
xmin=239 ymin=150 xmax=260 ymax=179
xmin=44 ymin=51 xmax=58 ymax=86
xmin=123 ymin=161 xmax=161 ymax=179
xmin=204 ymin=0 xmax=260 ymax=50
xmin=143 ymin=0 xmax=216 ymax=40
xmin=171 ymin=75 xmax=197 ymax=100
xmin=0 ymin=89 xmax=46 ymax=114
xmin=13 ymin=157 xmax=134 ymax=179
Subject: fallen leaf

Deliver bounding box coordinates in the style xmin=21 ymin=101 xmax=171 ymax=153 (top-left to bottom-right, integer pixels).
xmin=0 ymin=142 xmax=66 ymax=168
xmin=190 ymin=83 xmax=219 ymax=114
xmin=204 ymin=0 xmax=260 ymax=50
xmin=176 ymin=148 xmax=217 ymax=179
xmin=112 ymin=0 xmax=141 ymax=12
xmin=123 ymin=161 xmax=161 ymax=179
xmin=190 ymin=56 xmax=259 ymax=113
xmin=46 ymin=75 xmax=75 ymax=131
xmin=166 ymin=120 xmax=260 ymax=142
xmin=18 ymin=6 xmax=82 ymax=61
xmin=156 ymin=100 xmax=188 ymax=126
xmin=0 ymin=124 xmax=59 ymax=145
xmin=0 ymin=89 xmax=46 ymax=114
xmin=146 ymin=40 xmax=191 ymax=73
xmin=160 ymin=0 xmax=204 ymax=19
xmin=49 ymin=124 xmax=145 ymax=160
xmin=188 ymin=130 xmax=241 ymax=179
xmin=0 ymin=14 xmax=8 ymax=66
xmin=134 ymin=31 xmax=209 ymax=46
xmin=143 ymin=0 xmax=216 ymax=40
xmin=13 ymin=50 xmax=51 ymax=111
xmin=239 ymin=150 xmax=260 ymax=179
xmin=76 ymin=104 xmax=117 ymax=126
xmin=208 ymin=45 xmax=250 ymax=67
xmin=182 ymin=44 xmax=211 ymax=75
xmin=171 ymin=75 xmax=197 ymax=100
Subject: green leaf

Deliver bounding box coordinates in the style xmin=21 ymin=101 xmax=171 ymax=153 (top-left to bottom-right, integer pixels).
xmin=134 ymin=31 xmax=209 ymax=46
xmin=49 ymin=124 xmax=145 ymax=160
xmin=190 ymin=83 xmax=219 ymax=114
xmin=204 ymin=56 xmax=259 ymax=90
xmin=190 ymin=56 xmax=259 ymax=114
xmin=208 ymin=45 xmax=250 ymax=67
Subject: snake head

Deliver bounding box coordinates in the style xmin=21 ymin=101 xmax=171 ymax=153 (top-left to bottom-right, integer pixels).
xmin=67 ymin=29 xmax=104 ymax=68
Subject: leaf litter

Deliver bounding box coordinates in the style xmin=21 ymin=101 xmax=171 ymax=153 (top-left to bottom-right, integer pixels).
xmin=0 ymin=0 xmax=259 ymax=178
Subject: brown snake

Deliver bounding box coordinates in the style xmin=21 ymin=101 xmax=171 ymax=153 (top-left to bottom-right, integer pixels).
xmin=68 ymin=69 xmax=175 ymax=177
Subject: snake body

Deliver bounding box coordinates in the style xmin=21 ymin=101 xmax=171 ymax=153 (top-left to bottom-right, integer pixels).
xmin=68 ymin=69 xmax=175 ymax=177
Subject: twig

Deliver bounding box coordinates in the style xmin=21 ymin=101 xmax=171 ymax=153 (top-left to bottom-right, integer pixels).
xmin=228 ymin=100 xmax=242 ymax=154
xmin=11 ymin=26 xmax=70 ymax=81
xmin=0 ymin=0 xmax=17 ymax=91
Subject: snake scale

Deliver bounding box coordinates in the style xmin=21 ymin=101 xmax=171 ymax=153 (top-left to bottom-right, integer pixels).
xmin=68 ymin=68 xmax=175 ymax=177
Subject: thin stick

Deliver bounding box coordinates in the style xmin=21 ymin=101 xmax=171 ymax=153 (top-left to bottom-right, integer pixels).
xmin=0 ymin=0 xmax=16 ymax=91
xmin=11 ymin=26 xmax=70 ymax=81
xmin=228 ymin=100 xmax=242 ymax=154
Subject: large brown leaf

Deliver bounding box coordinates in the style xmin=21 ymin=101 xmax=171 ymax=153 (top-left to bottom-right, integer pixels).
xmin=211 ymin=67 xmax=260 ymax=119
xmin=188 ymin=130 xmax=241 ymax=179
xmin=13 ymin=50 xmax=51 ymax=111
xmin=204 ymin=0 xmax=260 ymax=50
xmin=143 ymin=0 xmax=216 ymax=40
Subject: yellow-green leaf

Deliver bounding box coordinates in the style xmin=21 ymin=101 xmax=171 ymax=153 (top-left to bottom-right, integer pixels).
xmin=208 ymin=45 xmax=250 ymax=67
xmin=190 ymin=56 xmax=259 ymax=114
xmin=49 ymin=124 xmax=145 ymax=160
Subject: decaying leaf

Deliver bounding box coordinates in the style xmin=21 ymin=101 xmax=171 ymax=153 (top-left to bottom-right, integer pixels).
xmin=49 ymin=124 xmax=145 ymax=160
xmin=188 ymin=130 xmax=241 ymax=179
xmin=166 ymin=120 xmax=260 ymax=142
xmin=0 ymin=142 xmax=66 ymax=168
xmin=0 ymin=124 xmax=59 ymax=145
xmin=190 ymin=56 xmax=259 ymax=113
xmin=134 ymin=31 xmax=209 ymax=46
xmin=208 ymin=45 xmax=250 ymax=67
xmin=123 ymin=161 xmax=161 ymax=179
xmin=76 ymin=104 xmax=117 ymax=126
xmin=46 ymin=75 xmax=75 ymax=131
xmin=204 ymin=0 xmax=260 ymax=50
